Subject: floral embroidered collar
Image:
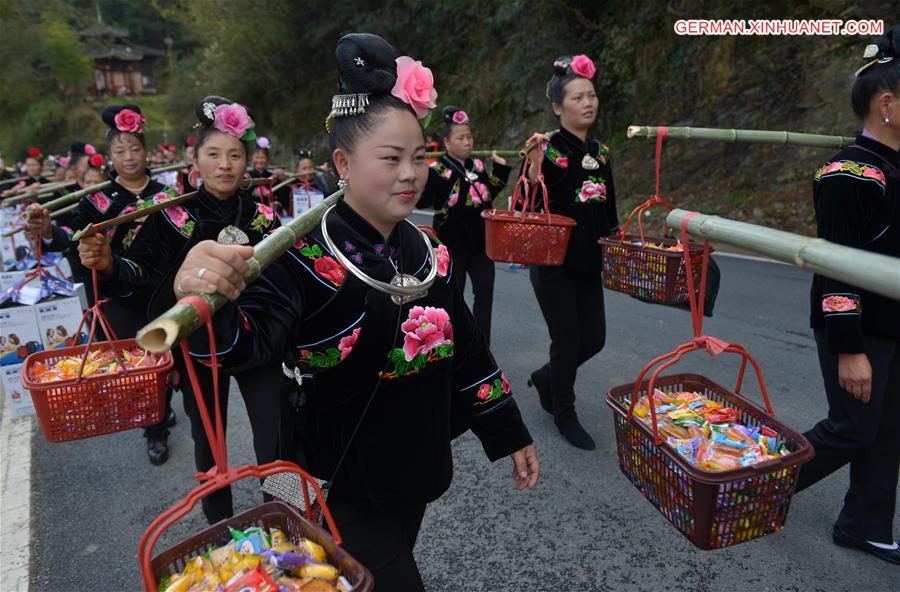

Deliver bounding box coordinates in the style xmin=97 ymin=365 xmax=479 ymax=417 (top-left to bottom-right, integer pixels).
xmin=328 ymin=199 xmax=425 ymax=280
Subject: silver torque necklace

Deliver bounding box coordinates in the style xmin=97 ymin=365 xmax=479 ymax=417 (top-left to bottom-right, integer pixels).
xmin=216 ymin=194 xmax=250 ymax=245
xmin=320 ymin=204 xmax=437 ymax=305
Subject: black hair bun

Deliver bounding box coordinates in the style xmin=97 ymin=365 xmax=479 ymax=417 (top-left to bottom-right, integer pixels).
xmin=196 ymin=96 xmax=235 ymax=127
xmin=552 ymin=55 xmax=572 ymax=77
xmin=874 ymin=24 xmax=900 ymax=59
xmin=295 ymin=148 xmax=313 ymax=160
xmin=442 ymin=105 xmax=461 ymax=123
xmin=69 ymin=141 xmax=87 ymax=155
xmin=335 ymin=33 xmax=401 ymax=95
xmin=101 ymin=104 xmax=142 ymax=129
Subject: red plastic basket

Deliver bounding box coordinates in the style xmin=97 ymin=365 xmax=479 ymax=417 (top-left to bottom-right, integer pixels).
xmin=151 ymin=500 xmax=373 ymax=591
xmin=605 ymin=342 xmax=814 ymax=549
xmin=482 ymin=144 xmax=576 ymax=266
xmin=599 ymin=231 xmax=708 ymax=304
xmin=21 ymin=338 xmax=172 ymax=442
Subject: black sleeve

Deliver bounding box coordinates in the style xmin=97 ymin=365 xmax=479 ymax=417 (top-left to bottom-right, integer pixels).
xmin=417 ymin=164 xmax=456 ymax=210
xmin=101 ymin=213 xmax=176 ymax=298
xmin=813 ymin=168 xmax=881 ymax=354
xmin=442 ymin=244 xmax=532 ymax=460
xmin=604 ymin=158 xmax=619 ymax=234
xmin=43 ymin=198 xmax=99 ymax=253
xmin=188 ymin=253 xmax=305 ymax=373
xmin=486 ymin=162 xmax=512 ymax=200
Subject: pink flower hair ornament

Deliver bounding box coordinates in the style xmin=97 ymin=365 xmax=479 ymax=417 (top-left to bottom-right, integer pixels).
xmin=451 ymin=110 xmax=469 ymax=125
xmin=569 ymin=54 xmax=596 ymax=80
xmin=391 ymin=56 xmax=438 ymax=125
xmin=213 ymin=103 xmax=257 ymax=142
xmin=113 ymin=109 xmax=145 ymax=134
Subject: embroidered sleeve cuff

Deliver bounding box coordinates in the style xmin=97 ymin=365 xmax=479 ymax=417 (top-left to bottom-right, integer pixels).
xmin=470 ymin=398 xmax=533 ymax=461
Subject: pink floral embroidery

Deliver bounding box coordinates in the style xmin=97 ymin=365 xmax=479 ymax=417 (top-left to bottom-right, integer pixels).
xmin=435 ymin=244 xmax=450 ymax=277
xmin=469 ymin=181 xmax=488 ymax=204
xmin=556 ymin=156 xmax=569 ymax=167
xmin=401 ymin=306 xmax=453 ymax=362
xmin=474 ymin=372 xmax=512 ymax=405
xmin=442 ymin=169 xmax=453 ymax=180
xmin=119 ymin=205 xmax=137 ymax=217
xmin=862 ymin=167 xmax=887 ymax=185
xmin=313 ymin=256 xmax=346 ymax=286
xmin=88 ymin=192 xmax=111 ymax=213
xmin=294 ymin=238 xmax=307 ymax=250
xmin=447 ymin=190 xmax=460 ymax=207
xmin=822 ymin=295 xmax=861 ymax=314
xmin=168 ymin=206 xmax=190 ymax=228
xmin=153 ymin=192 xmax=173 ymax=205
xmin=473 ymin=159 xmax=485 ymax=173
xmin=578 ymin=180 xmax=607 ymax=203
xmin=821 ymin=162 xmax=843 ymax=175
xmin=338 ymin=327 xmax=361 ymax=361
xmin=257 ymin=203 xmax=274 ymax=221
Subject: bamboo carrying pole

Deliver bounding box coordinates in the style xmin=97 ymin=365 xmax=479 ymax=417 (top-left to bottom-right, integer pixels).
xmin=668 ymin=209 xmax=900 ymax=301
xmin=426 ymin=150 xmax=521 ymax=159
xmin=2 ymin=180 xmax=78 ymax=203
xmin=136 ymin=190 xmax=343 ymax=353
xmin=627 ymin=126 xmax=855 ymax=149
xmin=38 ymin=161 xmax=188 ymax=213
xmin=0 ymin=175 xmax=28 ymax=187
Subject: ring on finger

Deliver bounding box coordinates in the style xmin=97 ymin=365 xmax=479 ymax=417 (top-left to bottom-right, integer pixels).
xmin=196 ymin=267 xmax=208 ymax=279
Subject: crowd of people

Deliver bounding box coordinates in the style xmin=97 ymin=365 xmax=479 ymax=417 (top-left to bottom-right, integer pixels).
xmin=2 ymin=23 xmax=898 ymax=588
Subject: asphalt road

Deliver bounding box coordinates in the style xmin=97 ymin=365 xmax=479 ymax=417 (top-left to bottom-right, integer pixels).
xmin=26 ymin=229 xmax=899 ymax=591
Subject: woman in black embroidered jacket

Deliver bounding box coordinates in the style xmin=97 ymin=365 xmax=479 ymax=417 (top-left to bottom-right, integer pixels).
xmin=524 ymin=54 xmax=618 ymax=450
xmin=79 ymin=97 xmax=285 ymax=525
xmin=794 ymin=26 xmax=900 ymax=564
xmin=25 ymin=104 xmax=178 ymax=466
xmin=416 ymin=106 xmax=511 ymax=345
xmin=172 ymin=33 xmax=539 ymax=590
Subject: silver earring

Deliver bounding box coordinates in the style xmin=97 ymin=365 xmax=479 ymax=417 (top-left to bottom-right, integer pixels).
xmin=338 ymin=176 xmax=347 ymax=190
xmin=884 ymin=117 xmax=891 ymax=125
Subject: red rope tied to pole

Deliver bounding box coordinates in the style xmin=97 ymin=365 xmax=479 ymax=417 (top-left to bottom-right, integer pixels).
xmin=138 ymin=294 xmax=345 ymax=591
xmin=617 ymin=126 xmax=675 ymax=244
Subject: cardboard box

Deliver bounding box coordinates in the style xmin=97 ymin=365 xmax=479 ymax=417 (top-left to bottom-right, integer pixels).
xmin=1 ymin=363 xmax=34 ymax=417
xmin=0 ymin=270 xmax=27 ymax=291
xmin=34 ymin=296 xmax=86 ymax=351
xmin=0 ymin=305 xmax=42 ymax=366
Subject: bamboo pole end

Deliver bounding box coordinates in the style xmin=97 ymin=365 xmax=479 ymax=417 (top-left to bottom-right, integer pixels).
xmin=626 ymin=126 xmax=641 ymax=138
xmin=137 ymin=318 xmax=180 ymax=353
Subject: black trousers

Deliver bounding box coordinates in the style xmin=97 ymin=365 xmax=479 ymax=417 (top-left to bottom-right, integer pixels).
xmin=177 ymin=356 xmax=286 ymax=524
xmin=142 ymin=388 xmax=174 ymax=439
xmin=795 ymin=330 xmax=900 ymax=544
xmin=529 ymin=267 xmax=606 ymax=422
xmin=450 ymin=246 xmax=495 ymax=346
xmin=329 ymin=500 xmax=427 ymax=591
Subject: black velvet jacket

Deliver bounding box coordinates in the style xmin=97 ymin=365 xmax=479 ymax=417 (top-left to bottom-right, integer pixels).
xmin=539 ymin=127 xmax=618 ymax=273
xmin=809 ymin=134 xmax=900 ymax=353
xmin=192 ymin=198 xmax=533 ymax=507
xmin=417 ymin=155 xmax=511 ymax=252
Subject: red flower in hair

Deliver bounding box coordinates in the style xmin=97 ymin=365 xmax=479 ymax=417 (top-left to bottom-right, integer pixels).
xmin=27 ymin=147 xmax=41 ymax=159
xmin=185 ymin=136 xmax=196 ymax=147
xmin=89 ymin=154 xmax=105 ymax=168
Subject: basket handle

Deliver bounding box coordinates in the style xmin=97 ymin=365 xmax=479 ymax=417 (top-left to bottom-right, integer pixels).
xmin=625 ymin=337 xmax=775 ymax=445
xmin=617 ymin=127 xmax=675 ymax=244
xmin=138 ymin=460 xmax=341 ymax=592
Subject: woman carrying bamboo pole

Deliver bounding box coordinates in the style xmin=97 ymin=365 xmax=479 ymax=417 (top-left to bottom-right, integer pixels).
xmin=4 ymin=147 xmax=49 ymax=197
xmin=248 ymin=136 xmax=290 ymax=209
xmin=416 ymin=106 xmax=511 ymax=346
xmin=24 ymin=105 xmax=180 ymax=465
xmin=523 ymin=54 xmax=618 ymax=450
xmin=169 ymin=33 xmax=539 ymax=589
xmin=82 ymin=96 xmax=285 ymax=525
xmin=793 ymin=25 xmax=900 ymax=565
